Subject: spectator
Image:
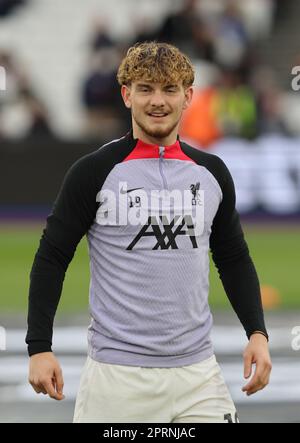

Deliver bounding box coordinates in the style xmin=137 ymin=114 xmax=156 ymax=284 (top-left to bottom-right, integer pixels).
xmin=216 ymin=68 xmax=257 ymax=139
xmin=180 ymin=66 xmax=258 ymax=148
xmin=81 ymin=45 xmax=128 ymax=140
xmin=0 ymin=49 xmax=54 ymax=140
xmin=190 ymin=15 xmax=215 ymax=61
xmin=251 ymin=66 xmax=287 ymax=135
xmin=214 ymin=0 xmax=249 ymax=68
xmin=89 ymin=20 xmax=115 ymax=53
xmin=155 ymin=0 xmax=213 ymax=59
xmin=180 ymin=85 xmax=222 ymax=148
xmin=21 ymin=89 xmax=55 ymax=140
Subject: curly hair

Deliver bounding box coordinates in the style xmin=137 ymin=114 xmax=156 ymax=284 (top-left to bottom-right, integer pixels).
xmin=117 ymin=42 xmax=195 ymax=88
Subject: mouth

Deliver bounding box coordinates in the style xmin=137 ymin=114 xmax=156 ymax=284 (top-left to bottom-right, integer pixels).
xmin=147 ymin=112 xmax=168 ymax=119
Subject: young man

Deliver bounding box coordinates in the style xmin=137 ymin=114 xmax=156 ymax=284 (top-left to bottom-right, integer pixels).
xmin=26 ymin=42 xmax=272 ymax=423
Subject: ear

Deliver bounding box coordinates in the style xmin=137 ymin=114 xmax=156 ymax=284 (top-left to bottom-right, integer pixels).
xmin=121 ymin=84 xmax=132 ymax=109
xmin=183 ymin=87 xmax=193 ymax=110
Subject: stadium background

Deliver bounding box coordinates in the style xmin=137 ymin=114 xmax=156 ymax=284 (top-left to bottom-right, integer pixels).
xmin=0 ymin=0 xmax=299 ymax=423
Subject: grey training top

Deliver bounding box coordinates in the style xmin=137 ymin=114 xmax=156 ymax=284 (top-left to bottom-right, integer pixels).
xmin=26 ymin=130 xmax=268 ymax=367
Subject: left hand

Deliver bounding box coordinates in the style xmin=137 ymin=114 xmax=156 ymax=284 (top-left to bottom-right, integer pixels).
xmin=242 ymin=333 xmax=272 ymax=396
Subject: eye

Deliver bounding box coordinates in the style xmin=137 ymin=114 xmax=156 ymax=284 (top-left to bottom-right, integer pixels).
xmin=138 ymin=86 xmax=151 ymax=92
xmin=166 ymin=86 xmax=177 ymax=93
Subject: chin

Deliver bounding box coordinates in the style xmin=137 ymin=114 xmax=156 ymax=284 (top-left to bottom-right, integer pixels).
xmin=142 ymin=121 xmax=176 ymax=139
xmin=146 ymin=127 xmax=171 ymax=138
xmin=133 ymin=113 xmax=179 ymax=140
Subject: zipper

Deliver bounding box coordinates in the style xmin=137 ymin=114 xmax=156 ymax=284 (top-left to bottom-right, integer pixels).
xmin=159 ymin=146 xmax=168 ymax=190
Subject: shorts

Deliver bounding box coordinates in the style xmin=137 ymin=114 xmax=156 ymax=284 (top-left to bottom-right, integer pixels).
xmin=73 ymin=355 xmax=238 ymax=423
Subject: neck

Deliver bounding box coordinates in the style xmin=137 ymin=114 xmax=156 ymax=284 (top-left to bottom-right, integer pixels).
xmin=132 ymin=122 xmax=178 ymax=146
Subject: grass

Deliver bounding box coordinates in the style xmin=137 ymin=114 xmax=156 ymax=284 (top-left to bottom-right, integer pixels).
xmin=210 ymin=224 xmax=300 ymax=308
xmin=0 ymin=223 xmax=299 ymax=313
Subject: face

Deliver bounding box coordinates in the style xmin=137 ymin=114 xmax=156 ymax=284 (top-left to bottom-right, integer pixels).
xmin=121 ymin=80 xmax=193 ymax=144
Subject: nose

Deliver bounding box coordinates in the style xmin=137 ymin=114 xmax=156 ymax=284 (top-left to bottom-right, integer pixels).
xmin=149 ymin=89 xmax=166 ymax=108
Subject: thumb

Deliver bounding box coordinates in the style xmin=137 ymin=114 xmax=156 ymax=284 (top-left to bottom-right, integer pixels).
xmin=244 ymin=353 xmax=253 ymax=379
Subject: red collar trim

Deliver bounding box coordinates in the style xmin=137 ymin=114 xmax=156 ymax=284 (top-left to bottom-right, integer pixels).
xmin=123 ymin=136 xmax=195 ymax=163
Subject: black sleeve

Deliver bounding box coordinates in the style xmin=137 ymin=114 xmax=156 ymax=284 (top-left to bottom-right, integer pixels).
xmin=209 ymin=158 xmax=268 ymax=340
xmin=25 ymin=153 xmax=98 ymax=356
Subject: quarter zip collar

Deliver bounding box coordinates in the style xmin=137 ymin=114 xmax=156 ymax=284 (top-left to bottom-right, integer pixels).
xmin=128 ymin=129 xmax=180 ymax=150
xmin=123 ymin=129 xmax=194 ymax=163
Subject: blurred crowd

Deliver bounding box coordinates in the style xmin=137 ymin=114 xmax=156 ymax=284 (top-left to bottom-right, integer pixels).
xmin=0 ymin=49 xmax=54 ymax=140
xmin=0 ymin=0 xmax=300 ymax=147
xmin=0 ymin=0 xmax=27 ymax=17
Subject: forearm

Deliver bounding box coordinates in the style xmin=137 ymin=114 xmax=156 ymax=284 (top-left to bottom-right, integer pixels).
xmin=216 ymin=253 xmax=268 ymax=340
xmin=26 ymin=274 xmax=64 ymax=355
xmin=26 ymin=219 xmax=79 ymax=356
xmin=26 ymin=235 xmax=70 ymax=355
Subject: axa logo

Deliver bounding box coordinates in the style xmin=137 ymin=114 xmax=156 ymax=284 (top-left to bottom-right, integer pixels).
xmin=0 ymin=66 xmax=6 ymax=91
xmin=126 ymin=215 xmax=199 ymax=250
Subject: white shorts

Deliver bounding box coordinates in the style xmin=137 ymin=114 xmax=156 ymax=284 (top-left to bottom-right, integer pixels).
xmin=73 ymin=355 xmax=238 ymax=423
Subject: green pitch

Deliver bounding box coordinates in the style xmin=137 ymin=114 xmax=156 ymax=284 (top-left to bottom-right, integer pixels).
xmin=0 ymin=223 xmax=299 ymax=313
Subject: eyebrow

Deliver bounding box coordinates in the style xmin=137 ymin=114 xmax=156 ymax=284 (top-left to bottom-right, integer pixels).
xmin=136 ymin=83 xmax=152 ymax=88
xmin=135 ymin=83 xmax=179 ymax=89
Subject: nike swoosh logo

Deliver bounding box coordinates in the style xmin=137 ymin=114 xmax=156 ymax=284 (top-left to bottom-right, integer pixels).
xmin=120 ymin=187 xmax=144 ymax=194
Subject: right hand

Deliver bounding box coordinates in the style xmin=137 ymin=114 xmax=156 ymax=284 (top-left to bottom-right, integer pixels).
xmin=28 ymin=352 xmax=65 ymax=401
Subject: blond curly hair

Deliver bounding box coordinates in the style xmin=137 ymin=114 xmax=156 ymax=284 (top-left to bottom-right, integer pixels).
xmin=117 ymin=42 xmax=195 ymax=88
